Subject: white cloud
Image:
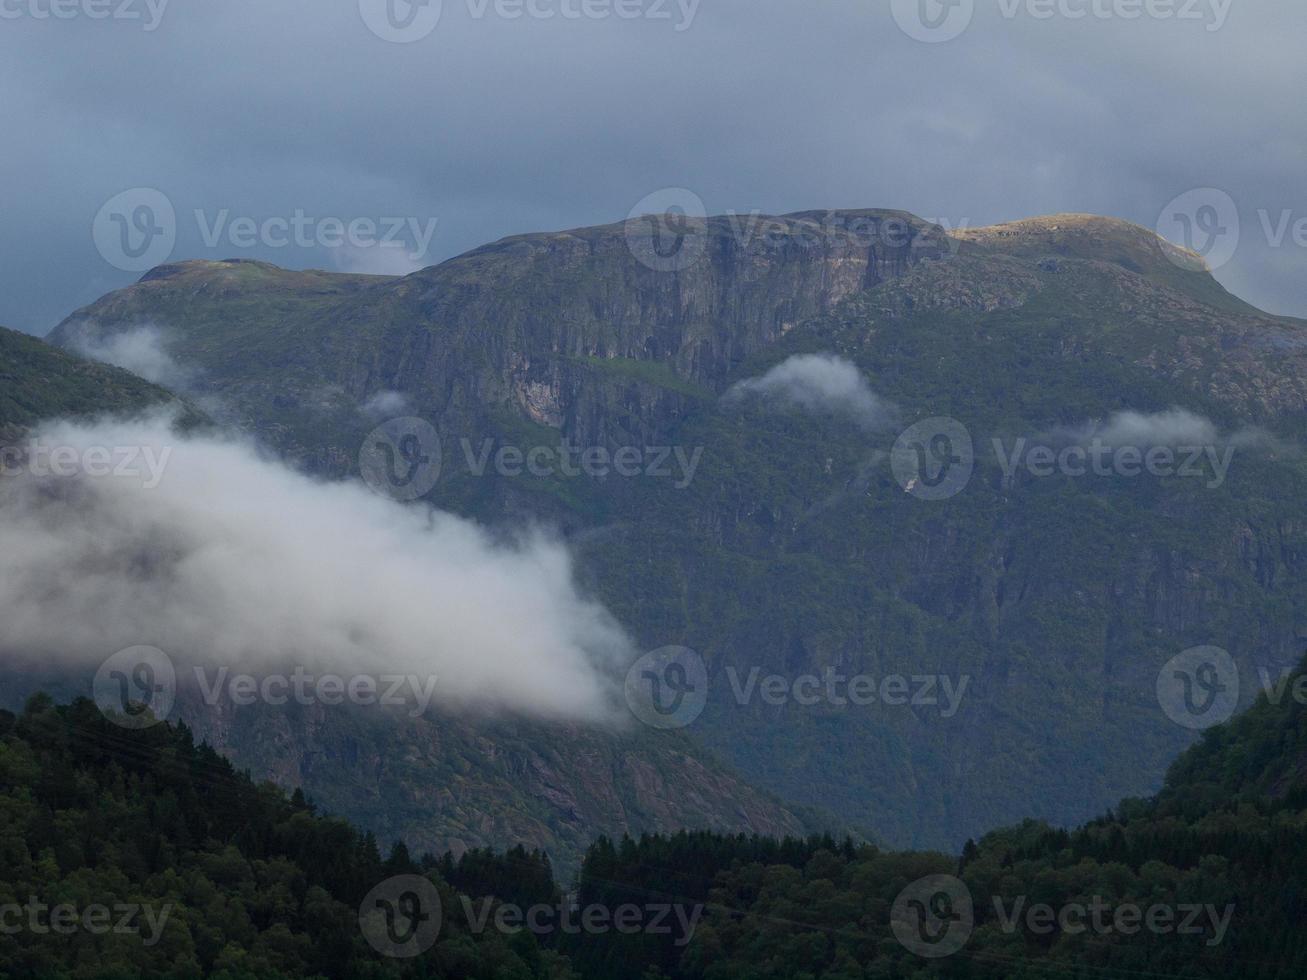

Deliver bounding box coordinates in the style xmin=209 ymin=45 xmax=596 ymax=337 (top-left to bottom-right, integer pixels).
xmin=724 ymin=353 xmax=894 ymax=430
xmin=0 ymin=412 xmax=630 ymax=721
xmin=330 ymin=246 xmax=427 ymax=277
xmin=70 ymin=324 xmax=195 ymax=392
xmin=1082 ymin=408 xmax=1219 ymax=448
xmin=1044 ymin=407 xmax=1280 ymax=452
xmin=361 ymin=390 xmax=410 ymax=418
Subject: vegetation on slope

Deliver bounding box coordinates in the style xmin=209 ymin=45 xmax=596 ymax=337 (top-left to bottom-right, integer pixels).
xmin=6 ymin=659 xmax=1307 ymax=978
xmin=0 ymin=324 xmax=179 ymax=438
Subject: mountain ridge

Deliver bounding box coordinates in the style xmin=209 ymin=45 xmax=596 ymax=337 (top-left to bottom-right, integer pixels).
xmin=33 ymin=206 xmax=1307 ymax=859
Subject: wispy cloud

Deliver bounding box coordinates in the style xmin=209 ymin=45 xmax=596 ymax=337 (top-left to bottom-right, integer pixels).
xmin=70 ymin=324 xmax=195 ymax=393
xmin=1048 ymin=407 xmax=1276 ymax=450
xmin=361 ymin=390 xmax=410 ymax=418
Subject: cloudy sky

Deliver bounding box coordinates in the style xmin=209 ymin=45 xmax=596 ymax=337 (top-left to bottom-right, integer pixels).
xmin=1 ymin=0 xmax=1303 ymax=334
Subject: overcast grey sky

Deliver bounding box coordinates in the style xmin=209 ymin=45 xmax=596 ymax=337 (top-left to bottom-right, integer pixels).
xmin=1 ymin=0 xmax=1304 ymax=334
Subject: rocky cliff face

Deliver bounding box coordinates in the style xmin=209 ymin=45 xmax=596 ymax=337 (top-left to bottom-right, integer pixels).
xmin=44 ymin=209 xmax=1307 ymax=853
xmin=49 ymin=211 xmax=949 ymax=464
xmin=179 ymin=695 xmax=809 ymax=877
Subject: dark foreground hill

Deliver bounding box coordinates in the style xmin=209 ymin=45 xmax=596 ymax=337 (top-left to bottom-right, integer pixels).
xmin=6 ymin=655 xmax=1307 ymax=978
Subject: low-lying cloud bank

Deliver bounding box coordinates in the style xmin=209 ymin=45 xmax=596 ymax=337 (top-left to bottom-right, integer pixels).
xmin=724 ymin=353 xmax=894 ymax=430
xmin=0 ymin=413 xmax=629 ymax=721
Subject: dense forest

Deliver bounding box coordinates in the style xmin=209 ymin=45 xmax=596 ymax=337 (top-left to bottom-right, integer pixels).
xmin=4 ymin=660 xmax=1307 ymax=978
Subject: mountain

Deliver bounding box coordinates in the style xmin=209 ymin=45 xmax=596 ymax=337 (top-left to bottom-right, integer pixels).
xmin=0 ymin=324 xmax=815 ymax=876
xmin=178 ymin=695 xmax=813 ymax=877
xmin=0 ymin=322 xmax=180 ymax=442
xmin=43 ymin=209 xmax=1307 ymax=858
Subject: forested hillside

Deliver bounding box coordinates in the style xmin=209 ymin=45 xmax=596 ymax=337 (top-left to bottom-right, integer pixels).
xmin=6 ymin=658 xmax=1307 ymax=977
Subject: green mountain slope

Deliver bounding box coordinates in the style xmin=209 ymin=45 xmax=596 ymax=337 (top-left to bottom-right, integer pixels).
xmin=567 ymin=658 xmax=1307 ymax=979
xmin=0 ymin=323 xmax=179 ymax=441
xmin=43 ymin=209 xmax=1307 ymax=856
xmin=0 ymin=325 xmax=816 ymax=876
